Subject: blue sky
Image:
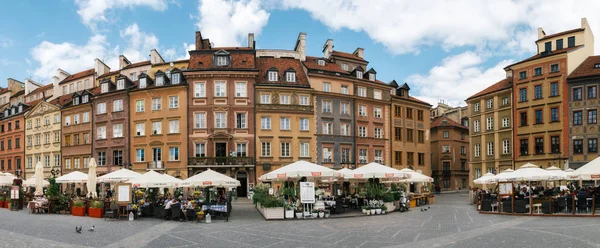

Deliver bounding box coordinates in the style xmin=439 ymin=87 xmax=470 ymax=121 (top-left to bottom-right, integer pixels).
xmin=0 ymin=1 xmax=599 ymax=106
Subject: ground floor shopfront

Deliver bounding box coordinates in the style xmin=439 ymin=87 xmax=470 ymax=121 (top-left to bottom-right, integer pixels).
xmin=187 ymin=163 xmax=255 ymax=198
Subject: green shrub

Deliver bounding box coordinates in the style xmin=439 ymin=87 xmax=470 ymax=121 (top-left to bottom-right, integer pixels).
xmin=261 ymin=195 xmax=285 ymax=208
xmin=73 ymin=200 xmax=85 ymax=207
xmin=90 ymin=200 xmax=104 ymax=209
xmin=383 ymin=192 xmax=395 ymax=202
xmin=0 ymin=196 xmax=5 ymax=201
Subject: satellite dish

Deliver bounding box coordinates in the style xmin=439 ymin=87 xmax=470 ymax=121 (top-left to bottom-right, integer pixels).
xmin=169 ymin=62 xmax=174 ymax=67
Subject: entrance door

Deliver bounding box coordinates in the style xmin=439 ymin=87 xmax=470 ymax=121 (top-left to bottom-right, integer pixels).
xmin=215 ymin=143 xmax=227 ymax=157
xmin=236 ymin=171 xmax=248 ymax=197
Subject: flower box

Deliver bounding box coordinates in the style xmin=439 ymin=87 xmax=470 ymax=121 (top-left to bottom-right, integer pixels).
xmin=285 ymin=209 xmax=294 ymax=219
xmin=384 ymin=202 xmax=395 ymax=213
xmin=0 ymin=201 xmax=5 ymax=208
xmin=88 ymin=208 xmax=103 ymax=218
xmin=71 ymin=206 xmax=86 ymax=216
xmin=258 ymin=206 xmax=284 ymax=220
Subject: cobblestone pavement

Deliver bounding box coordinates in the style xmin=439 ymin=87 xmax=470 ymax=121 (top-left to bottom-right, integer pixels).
xmin=1 ymin=194 xmax=600 ymax=248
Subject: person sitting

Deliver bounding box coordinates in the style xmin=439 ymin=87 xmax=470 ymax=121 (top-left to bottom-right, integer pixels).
xmin=164 ymin=198 xmax=176 ymax=220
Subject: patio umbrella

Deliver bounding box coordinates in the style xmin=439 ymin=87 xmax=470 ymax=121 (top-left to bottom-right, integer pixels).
xmin=0 ymin=173 xmax=15 ymax=186
xmin=574 ymin=156 xmax=600 ymax=180
xmin=87 ymin=158 xmax=97 ymax=198
xmin=545 ymin=166 xmax=567 ymax=180
xmin=473 ymin=173 xmax=496 ymax=184
xmin=127 ymin=170 xmax=178 ymax=188
xmin=181 ymin=169 xmax=240 ymax=188
xmin=162 ymin=173 xmax=183 ymax=187
xmin=259 ymin=160 xmax=340 ymax=182
xmin=565 ymin=168 xmax=579 ymax=180
xmin=98 ymin=168 xmax=141 ymax=183
xmin=23 ymin=176 xmax=49 ymax=187
xmin=509 ymin=163 xmax=554 ymax=182
xmin=34 ymin=161 xmax=44 ymax=195
xmin=343 ymin=162 xmax=409 ymax=180
xmin=495 ymin=169 xmax=516 ymax=182
xmin=397 ymin=168 xmax=434 ymax=183
xmin=55 ymin=171 xmax=88 ymax=183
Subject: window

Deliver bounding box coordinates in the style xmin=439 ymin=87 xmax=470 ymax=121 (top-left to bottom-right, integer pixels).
xmin=356 ymin=71 xmax=363 ymax=79
xmin=83 ymin=112 xmax=89 ymax=123
xmin=323 ymin=122 xmax=333 ymax=135
xmin=534 ymin=67 xmax=542 ymax=76
xmin=407 ymin=129 xmax=414 ymax=142
xmin=487 ymin=99 xmax=493 ymax=109
xmin=406 ymin=152 xmax=414 ymax=165
xmin=54 ymin=131 xmax=60 ymax=142
xmin=300 ymin=96 xmax=309 ymax=105
xmin=113 ymin=124 xmax=123 ymax=138
xmin=503 ymin=140 xmax=510 ymax=154
xmin=502 ymin=97 xmax=509 ymax=106
xmin=260 ymin=94 xmax=271 ymax=104
xmin=62 ymin=86 xmax=67 ymax=95
xmin=374 ymin=107 xmax=382 ymax=118
xmin=342 ymin=64 xmax=348 ymax=71
xmin=169 ymin=147 xmax=179 ymax=161
xmin=168 ymin=120 xmax=179 ymax=133
xmin=394 ymin=106 xmax=401 ymax=117
xmin=323 ymin=83 xmax=331 ymax=92
xmin=443 ymin=131 xmax=449 ymax=138
xmin=574 ymin=139 xmax=583 ymax=154
xmin=417 ymin=110 xmax=424 ymax=121
xmin=286 ymin=72 xmax=296 ymax=82
xmin=322 ymin=100 xmax=332 ymax=113
xmin=261 ymin=117 xmax=271 ymax=130
xmin=418 ymin=130 xmax=424 ymax=143
xmin=535 ymin=109 xmax=543 ymax=124
xmin=216 ymin=55 xmax=228 ymax=66
xmin=358 ymin=87 xmax=367 ymax=97
xmin=280 ymin=142 xmax=290 ymax=157
xmin=375 ymin=128 xmax=383 ymax=138
xmin=341 ymin=102 xmax=350 ymax=115
xmin=369 ymin=73 xmax=375 ymax=81
xmin=64 ymin=159 xmax=71 ymax=169
xmin=194 ymin=113 xmax=206 ymax=128
xmin=551 ymin=64 xmax=559 ymax=73
xmin=73 ymin=97 xmax=80 ymax=105
xmin=550 ymin=82 xmax=559 ymax=96
xmin=442 ymin=145 xmax=450 ymax=153
xmin=300 ymin=143 xmax=309 ymax=157
xmin=15 ymin=138 xmax=19 ymax=148
xmin=341 ymin=123 xmax=350 ymax=136
xmin=375 ymin=150 xmax=383 ymax=163
xmin=268 ymin=71 xmax=278 ymax=81
xmin=44 ymin=134 xmax=49 ymax=144
xmin=156 ymin=76 xmax=164 ymax=86
xmin=358 ymin=126 xmax=367 ymax=137
xmin=535 ymin=138 xmax=544 ymax=154
xmin=341 ymin=85 xmax=349 ymax=95
xmin=520 ymin=112 xmax=527 ymax=126
xmin=341 ymin=148 xmax=351 ymax=163
xmin=589 ymin=86 xmax=597 ymax=99
xmin=136 ymin=100 xmax=145 ymax=112
xmin=395 ymin=127 xmax=401 ymax=140
xmin=171 ymin=73 xmax=181 ymax=84
xmin=112 ymin=150 xmax=123 ymax=166
xmin=589 ymin=110 xmax=598 ymax=124
xmin=395 ymin=151 xmax=402 ymax=165
xmin=406 ymin=108 xmax=413 ymax=119
xmin=519 ymin=71 xmax=527 ymax=79
xmin=486 ymin=117 xmax=494 ymax=130
xmin=83 ymin=133 xmax=89 ymax=144
xmin=556 ymin=39 xmax=563 ymax=50
xmin=45 ymin=116 xmax=50 ymax=125
xmin=568 ymin=36 xmax=575 ymax=47
xmin=43 ymin=155 xmax=50 ymax=167
xmin=194 ymin=83 xmax=206 ymax=97
xmin=574 ymin=111 xmax=582 ymax=125
xmin=317 ymin=59 xmax=325 ymax=66
xmin=236 ymin=143 xmax=247 ymax=157
xmin=551 ymin=136 xmax=560 ymax=153
xmin=215 ymin=82 xmax=226 ymax=97
xmin=236 ymin=113 xmax=246 ymax=129
xmin=280 ymin=95 xmax=290 ymax=104
xmin=112 ymin=99 xmax=123 ymax=112
xmin=474 ymin=144 xmax=480 ymax=157
xmin=194 ymin=143 xmax=205 ymax=157
xmin=65 ymin=116 xmax=71 ymax=126
xmin=136 ymin=149 xmax=145 ymax=162
xmin=215 ymin=112 xmax=226 ymax=128
xmin=359 ymin=149 xmax=368 ymax=163
xmin=280 ymin=117 xmax=290 ymax=130
xmin=114 ymin=79 xmax=124 ymax=90
xmin=520 ymin=139 xmax=529 ymax=155
xmin=27 ymin=157 xmax=32 ymax=169
xmin=322 ymin=148 xmax=333 ymax=163
xmin=358 ymin=105 xmax=367 ymax=116
xmin=519 ymin=88 xmax=527 ymax=102
xmin=135 ymin=123 xmax=145 ymax=136
xmin=589 ymin=138 xmax=598 ymax=153
xmin=474 ymin=120 xmax=480 ymax=132
xmin=502 ymin=117 xmax=510 ymax=127
xmin=101 ymin=83 xmax=108 ymax=93
xmin=374 ymin=90 xmax=382 ymax=100
xmin=261 ymin=142 xmax=271 ymax=157
xmin=233 ymin=82 xmax=247 ymax=97
xmin=168 ymin=96 xmax=179 ymax=108
xmin=152 ymin=121 xmax=161 ymax=135
xmin=474 ymin=103 xmax=480 ymax=112
xmin=299 ymin=118 xmax=309 ymax=131
xmin=97 ymin=126 xmax=106 ymax=139
xmin=573 ymin=88 xmax=582 ymax=101
xmin=97 ymin=151 xmax=106 ymax=166
xmin=27 ymin=120 xmax=31 ymax=129
xmin=152 ymin=148 xmax=162 ymax=162
xmin=534 ymin=85 xmax=542 ymax=99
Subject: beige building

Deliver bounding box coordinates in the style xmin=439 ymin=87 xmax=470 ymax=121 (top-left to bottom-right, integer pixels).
xmin=431 ymin=102 xmax=468 ymax=126
xmin=24 ymin=98 xmax=62 ymax=179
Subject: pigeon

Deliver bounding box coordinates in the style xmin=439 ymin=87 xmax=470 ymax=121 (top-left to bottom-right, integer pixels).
xmin=424 ymin=209 xmax=428 ymax=211
xmin=88 ymin=226 xmax=95 ymax=232
xmin=420 ymin=208 xmax=424 ymax=212
xmin=428 ymin=206 xmax=430 ymax=209
xmin=75 ymin=226 xmax=82 ymax=234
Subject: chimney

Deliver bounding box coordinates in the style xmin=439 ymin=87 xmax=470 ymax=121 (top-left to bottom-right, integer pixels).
xmin=94 ymin=58 xmax=110 ymax=76
xmin=119 ymin=55 xmax=131 ymax=70
xmin=150 ymin=49 xmax=165 ymax=65
xmin=195 ymin=31 xmax=203 ymax=50
xmin=248 ymin=33 xmax=255 ymax=49
xmin=294 ymin=32 xmax=307 ymax=61
xmin=322 ymin=39 xmax=333 ymax=58
xmin=353 ymin=48 xmax=364 ymax=59
xmin=581 ymin=17 xmax=589 ymax=29
xmin=506 ymin=70 xmax=513 ymax=78
xmin=537 ymin=27 xmax=546 ymax=40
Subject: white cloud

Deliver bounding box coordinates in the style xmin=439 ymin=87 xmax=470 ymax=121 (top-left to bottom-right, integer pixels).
xmin=119 ymin=23 xmax=159 ymax=63
xmin=0 ymin=38 xmax=13 ymax=48
xmin=407 ymin=51 xmax=513 ymax=106
xmin=195 ymin=0 xmax=270 ymax=47
xmin=75 ymin=0 xmax=169 ymax=30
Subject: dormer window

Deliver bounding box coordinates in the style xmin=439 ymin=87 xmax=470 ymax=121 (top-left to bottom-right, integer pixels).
xmin=3 ymin=110 xmax=7 ymax=116
xmin=342 ymin=64 xmax=348 ymax=71
xmin=139 ymin=78 xmax=147 ymax=88
xmin=18 ymin=105 xmax=22 ymax=113
xmin=356 ymin=71 xmax=363 ymax=79
xmin=216 ymin=56 xmax=228 ymax=66
xmin=11 ymin=108 xmax=15 ymax=115
xmin=73 ymin=97 xmax=79 ymax=105
xmin=595 ymin=63 xmax=600 ymax=69
xmin=156 ymin=76 xmax=164 ymax=86
xmin=369 ymin=73 xmax=375 ymax=81
xmin=116 ymin=79 xmax=125 ymax=90
xmin=268 ymin=71 xmax=278 ymax=82
xmin=166 ymin=70 xmax=171 ymax=79
xmin=286 ymin=71 xmax=296 ymax=82
xmin=317 ymin=59 xmax=325 ymax=66
xmin=82 ymin=95 xmax=89 ymax=103
xmin=172 ymin=73 xmax=181 ymax=84
xmin=101 ymin=83 xmax=108 ymax=93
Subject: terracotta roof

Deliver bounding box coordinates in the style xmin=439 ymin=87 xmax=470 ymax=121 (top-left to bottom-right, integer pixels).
xmin=467 ymin=78 xmax=512 ymax=101
xmin=431 ymin=115 xmax=467 ymax=129
xmin=97 ymin=71 xmax=121 ymax=80
xmin=331 ymin=51 xmax=366 ymax=62
xmin=567 ymin=55 xmax=600 ymax=80
xmin=10 ymin=90 xmax=24 ymax=98
xmin=0 ymin=88 xmax=9 ymax=94
xmin=59 ymin=68 xmax=95 ymax=85
xmin=504 ymin=45 xmax=583 ymax=69
xmin=536 ymin=28 xmax=584 ymax=42
xmin=153 ymin=59 xmax=190 ymax=66
xmin=25 ymin=84 xmax=53 ymax=98
xmin=303 ymin=56 xmax=348 ymax=74
xmin=256 ymin=57 xmax=310 ymax=88
xmin=123 ymin=60 xmax=151 ymax=69
xmin=28 ymin=99 xmax=44 ymax=107
xmin=54 ymin=94 xmax=74 ymax=107
xmin=408 ymin=96 xmax=432 ymax=106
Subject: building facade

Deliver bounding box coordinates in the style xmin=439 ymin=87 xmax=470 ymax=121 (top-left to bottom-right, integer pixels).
xmin=0 ymin=103 xmax=29 ymax=176
xmin=430 ymin=116 xmax=469 ymax=190
xmin=24 ymin=100 xmax=61 ymax=179
xmin=467 ymin=77 xmax=513 ymax=188
xmin=59 ymin=90 xmax=94 ymax=175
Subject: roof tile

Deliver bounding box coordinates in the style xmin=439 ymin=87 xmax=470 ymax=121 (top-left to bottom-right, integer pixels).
xmin=567 ymin=55 xmax=600 ymax=80
xmin=431 ymin=115 xmax=467 ymax=129
xmin=467 ymin=78 xmax=512 ymax=101
xmin=256 ymin=57 xmax=310 ymax=87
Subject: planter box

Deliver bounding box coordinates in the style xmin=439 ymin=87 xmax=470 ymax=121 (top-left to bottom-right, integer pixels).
xmin=285 ymin=210 xmax=294 ymax=219
xmin=0 ymin=201 xmax=4 ymax=208
xmin=88 ymin=208 xmax=103 ymax=218
xmin=71 ymin=206 xmax=86 ymax=216
xmin=258 ymin=206 xmax=284 ymax=220
xmin=393 ymin=201 xmax=400 ymax=210
xmin=384 ymin=202 xmax=395 ymax=213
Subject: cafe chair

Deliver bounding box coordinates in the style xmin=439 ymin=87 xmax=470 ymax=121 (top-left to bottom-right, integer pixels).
xmin=577 ymin=197 xmax=588 ymax=213
xmin=104 ymin=203 xmax=118 ymax=220
xmin=556 ymin=197 xmax=568 ymax=213
xmin=171 ymin=208 xmax=182 ymax=221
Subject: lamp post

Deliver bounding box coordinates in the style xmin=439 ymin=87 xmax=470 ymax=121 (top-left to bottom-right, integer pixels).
xmin=15 ymin=168 xmax=22 ymax=179
xmin=50 ymin=165 xmax=60 ymax=178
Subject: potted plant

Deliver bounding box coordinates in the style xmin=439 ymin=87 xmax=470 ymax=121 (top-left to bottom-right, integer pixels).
xmin=285 ymin=203 xmax=295 ymax=219
xmin=366 ymin=207 xmax=371 ymax=215
xmin=0 ymin=196 xmax=5 ymax=208
xmin=71 ymin=199 xmax=86 ymax=216
xmin=197 ymin=210 xmax=205 ymax=221
xmin=88 ymin=200 xmax=104 ymax=218
xmin=324 ymin=209 xmax=330 ymax=218
xmin=318 ymin=209 xmax=325 ymax=218
xmin=311 ymin=209 xmax=319 ymax=218
xmin=361 ymin=205 xmax=367 ymax=214
xmin=381 ymin=205 xmax=387 ymax=214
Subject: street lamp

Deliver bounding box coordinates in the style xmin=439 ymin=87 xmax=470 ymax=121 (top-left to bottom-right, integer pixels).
xmin=50 ymin=165 xmax=60 ymax=178
xmin=15 ymin=168 xmax=22 ymax=178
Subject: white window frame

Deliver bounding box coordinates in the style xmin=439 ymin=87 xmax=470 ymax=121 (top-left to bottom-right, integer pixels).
xmin=261 ymin=142 xmax=271 ymax=157
xmin=341 ymin=85 xmax=349 ymax=95
xmin=374 ymin=90 xmax=382 ymax=100
xmin=487 ymin=142 xmax=494 ymax=156
xmin=300 ymin=143 xmax=309 ymax=157
xmin=286 ymin=72 xmax=296 ymax=82
xmin=113 ymin=99 xmax=123 ymax=112
xmin=503 ymin=140 xmax=510 ymax=154
xmin=502 ymin=117 xmax=509 ymax=128
xmin=486 ymin=117 xmax=493 ymax=130
xmin=323 ymin=83 xmax=331 ymax=92
xmin=215 ymin=82 xmax=226 ymax=97
xmin=475 ymin=144 xmax=480 ymax=157
xmin=280 ymin=117 xmax=290 ymax=130
xmin=235 ymin=82 xmax=247 ymax=97
xmin=261 ymin=117 xmax=271 ymax=130
xmin=169 ymin=120 xmax=179 ymax=134
xmin=299 ymin=118 xmax=309 ymax=131
xmin=152 ymin=121 xmax=162 ymax=135
xmin=152 ymin=97 xmax=161 ymax=110
xmin=97 ymin=102 xmax=106 ymax=114
xmin=359 ymin=126 xmax=367 ymax=137
xmin=169 ymin=96 xmax=179 ymax=108
xmin=136 ymin=100 xmax=145 ymax=112
xmin=113 ymin=124 xmax=123 ymax=138
xmin=215 ymin=112 xmax=226 ymax=128
xmin=194 ymin=112 xmax=206 ymax=129
xmin=97 ymin=126 xmax=106 ymax=139
xmin=135 ymin=123 xmax=145 ymax=136
xmin=356 ymin=71 xmax=363 ymax=79
xmin=268 ymin=71 xmax=278 ymax=81
xmin=358 ymin=87 xmax=367 ymax=97
xmin=194 ymin=82 xmax=206 ymax=97
xmin=299 ymin=95 xmax=309 ymax=105
xmin=260 ymin=94 xmax=271 ymax=104
xmin=116 ymin=79 xmax=125 ymax=90
xmin=280 ymin=95 xmax=290 ymax=105
xmin=280 ymin=142 xmax=290 ymax=157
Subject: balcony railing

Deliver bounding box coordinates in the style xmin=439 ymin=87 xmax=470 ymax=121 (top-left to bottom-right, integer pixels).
xmin=188 ymin=157 xmax=254 ymax=167
xmin=147 ymin=161 xmax=165 ymax=170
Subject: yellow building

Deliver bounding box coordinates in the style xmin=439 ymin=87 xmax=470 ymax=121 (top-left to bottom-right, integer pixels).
xmin=24 ymin=97 xmax=62 ymax=179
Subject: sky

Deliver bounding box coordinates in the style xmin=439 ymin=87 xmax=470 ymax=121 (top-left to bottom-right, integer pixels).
xmin=0 ymin=0 xmax=599 ymax=106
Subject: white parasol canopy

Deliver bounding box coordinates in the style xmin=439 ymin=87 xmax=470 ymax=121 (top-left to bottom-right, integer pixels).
xmin=259 ymin=160 xmax=340 ymax=181
xmin=343 ymin=162 xmax=409 ymax=180
xmin=574 ymin=156 xmax=600 ymax=180
xmin=182 ymin=169 xmax=240 ymax=187
xmin=23 ymin=176 xmax=49 ymax=187
xmin=565 ymin=168 xmax=579 ymax=180
xmin=0 ymin=173 xmax=15 ymax=186
xmin=473 ymin=173 xmax=497 ymax=184
xmin=397 ymin=168 xmax=433 ymax=183
xmin=86 ymin=158 xmax=97 ymax=198
xmin=495 ymin=169 xmax=515 ymax=182
xmin=545 ymin=166 xmax=567 ymax=180
xmin=34 ymin=161 xmax=44 ymax=195
xmin=55 ymin=171 xmax=88 ymax=184
xmin=162 ymin=173 xmax=183 ymax=187
xmin=127 ymin=170 xmax=178 ymax=188
xmin=98 ymin=168 xmax=141 ymax=183
xmin=503 ymin=163 xmax=554 ymax=182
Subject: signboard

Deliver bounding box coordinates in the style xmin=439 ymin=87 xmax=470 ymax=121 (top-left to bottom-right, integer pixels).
xmin=300 ymin=182 xmax=315 ymax=204
xmin=116 ymin=183 xmax=132 ymax=204
xmin=591 ymin=174 xmax=600 ymax=179
xmin=385 ymin=173 xmax=394 ymax=178
xmin=10 ymin=186 xmax=19 ymax=200
xmin=311 ymin=172 xmax=322 ymax=177
xmin=498 ymin=182 xmax=513 ymax=195
xmin=203 ymin=181 xmax=212 ymax=186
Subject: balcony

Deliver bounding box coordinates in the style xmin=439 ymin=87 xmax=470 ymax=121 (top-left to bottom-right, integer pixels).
xmin=188 ymin=156 xmax=254 ymax=168
xmin=147 ymin=161 xmax=165 ymax=170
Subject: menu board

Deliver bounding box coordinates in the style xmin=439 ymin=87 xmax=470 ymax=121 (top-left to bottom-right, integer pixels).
xmin=300 ymin=182 xmax=315 ymax=204
xmin=498 ymin=182 xmax=513 ymax=195
xmin=11 ymin=186 xmax=19 ymax=200
xmin=116 ymin=183 xmax=132 ymax=204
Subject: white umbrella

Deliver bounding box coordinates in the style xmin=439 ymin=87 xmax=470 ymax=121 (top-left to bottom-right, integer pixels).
xmin=34 ymin=161 xmax=44 ymax=195
xmin=87 ymin=158 xmax=97 ymax=198
xmin=127 ymin=170 xmax=178 ymax=188
xmin=545 ymin=166 xmax=567 ymax=180
xmin=0 ymin=174 xmax=15 ymax=186
xmin=162 ymin=173 xmax=183 ymax=187
xmin=473 ymin=173 xmax=496 ymax=184
xmin=259 ymin=160 xmax=340 ymax=182
xmin=574 ymin=156 xmax=600 ymax=180
xmin=343 ymin=162 xmax=409 ymax=180
xmin=397 ymin=168 xmax=434 ymax=183
xmin=565 ymin=168 xmax=579 ymax=180
xmin=495 ymin=168 xmax=516 ymax=182
xmin=55 ymin=171 xmax=88 ymax=183
xmin=506 ymin=163 xmax=554 ymax=182
xmin=98 ymin=168 xmax=141 ymax=183
xmin=23 ymin=176 xmax=49 ymax=187
xmin=182 ymin=169 xmax=240 ymax=187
